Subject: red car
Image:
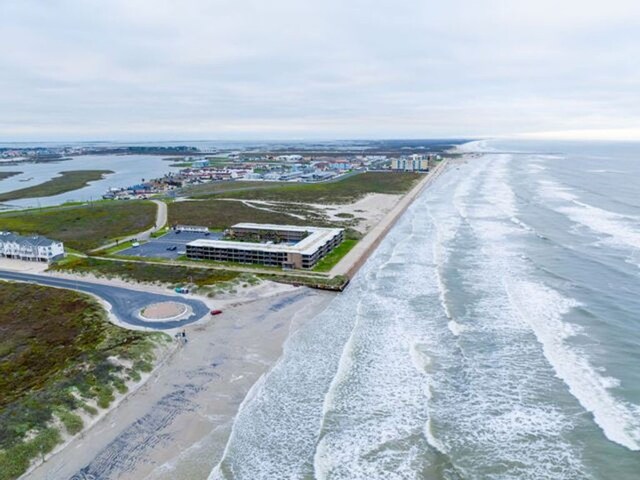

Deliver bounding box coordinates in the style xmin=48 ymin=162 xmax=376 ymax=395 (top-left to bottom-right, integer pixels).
xmin=210 ymin=309 xmax=223 ymax=316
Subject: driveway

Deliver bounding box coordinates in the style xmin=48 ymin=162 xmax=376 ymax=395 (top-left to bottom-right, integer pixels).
xmin=88 ymin=199 xmax=168 ymax=254
xmin=0 ymin=270 xmax=209 ymax=330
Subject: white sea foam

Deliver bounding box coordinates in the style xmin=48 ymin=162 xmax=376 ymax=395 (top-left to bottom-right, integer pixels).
xmin=312 ymin=195 xmax=452 ymax=480
xmin=454 ymin=139 xmax=495 ymax=152
xmin=539 ymin=179 xmax=640 ymax=250
xmin=210 ymin=147 xmax=640 ymax=480
xmin=409 ymin=341 xmax=432 ymax=374
xmin=528 ymin=162 xmax=547 ymax=173
xmin=209 ymin=283 xmax=363 ymax=480
xmin=587 ymin=169 xmax=628 ymax=174
xmin=433 ymin=164 xmax=593 ymax=478
xmin=473 ymin=170 xmax=640 ymax=452
xmin=446 ymin=320 xmax=467 ymax=336
xmin=481 ymin=154 xmax=519 ymax=218
xmin=506 ymin=280 xmax=640 ymax=451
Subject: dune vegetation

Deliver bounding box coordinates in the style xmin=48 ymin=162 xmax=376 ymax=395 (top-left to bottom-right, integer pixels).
xmin=0 ymin=281 xmax=169 ymax=480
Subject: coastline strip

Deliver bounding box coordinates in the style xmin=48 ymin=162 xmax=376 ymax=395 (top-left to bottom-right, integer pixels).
xmin=330 ymin=159 xmax=449 ymax=278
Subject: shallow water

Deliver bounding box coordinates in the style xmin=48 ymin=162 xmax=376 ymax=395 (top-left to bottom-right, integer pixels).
xmin=0 ymin=154 xmax=178 ymax=208
xmin=209 ymin=140 xmax=640 ymax=479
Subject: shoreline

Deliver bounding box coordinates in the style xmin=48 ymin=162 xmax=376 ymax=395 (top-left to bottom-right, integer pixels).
xmin=15 ymin=160 xmax=452 ymax=480
xmin=24 ymin=283 xmax=335 ymax=480
xmin=331 ymin=158 xmax=449 ymax=278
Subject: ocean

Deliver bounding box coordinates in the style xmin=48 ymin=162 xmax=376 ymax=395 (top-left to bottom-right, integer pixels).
xmin=208 ymin=140 xmax=640 ymax=479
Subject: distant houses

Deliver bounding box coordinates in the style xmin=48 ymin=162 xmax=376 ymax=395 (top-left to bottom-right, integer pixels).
xmin=98 ymin=151 xmax=436 ymax=201
xmin=0 ymin=232 xmax=65 ymax=263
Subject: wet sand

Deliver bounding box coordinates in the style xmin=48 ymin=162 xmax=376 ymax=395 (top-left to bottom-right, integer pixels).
xmin=26 ymin=287 xmax=335 ymax=480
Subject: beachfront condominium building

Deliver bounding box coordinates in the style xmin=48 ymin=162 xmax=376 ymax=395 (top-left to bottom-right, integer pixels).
xmin=392 ymin=154 xmax=430 ymax=171
xmin=0 ymin=232 xmax=65 ymax=262
xmin=186 ymin=223 xmax=344 ymax=269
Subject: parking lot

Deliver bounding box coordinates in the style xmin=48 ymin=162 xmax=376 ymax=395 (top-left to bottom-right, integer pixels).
xmin=119 ymin=230 xmax=222 ymax=259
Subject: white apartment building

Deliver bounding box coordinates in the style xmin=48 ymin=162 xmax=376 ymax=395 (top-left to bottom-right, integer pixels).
xmin=0 ymin=232 xmax=65 ymax=262
xmin=186 ymin=223 xmax=344 ymax=269
xmin=391 ymin=154 xmax=430 ymax=171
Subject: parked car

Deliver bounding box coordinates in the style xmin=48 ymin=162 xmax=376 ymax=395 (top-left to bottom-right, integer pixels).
xmin=175 ymin=287 xmax=189 ymax=294
xmin=210 ymin=309 xmax=223 ymax=316
xmin=166 ymin=245 xmax=177 ymax=251
xmin=131 ymin=242 xmax=140 ymax=248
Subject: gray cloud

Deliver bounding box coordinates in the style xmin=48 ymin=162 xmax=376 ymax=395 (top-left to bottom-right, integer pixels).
xmin=1 ymin=0 xmax=639 ymax=140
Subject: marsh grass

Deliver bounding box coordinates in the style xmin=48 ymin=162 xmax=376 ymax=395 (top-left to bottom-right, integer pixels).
xmin=0 ymin=170 xmax=113 ymax=202
xmin=0 ymin=201 xmax=156 ymax=251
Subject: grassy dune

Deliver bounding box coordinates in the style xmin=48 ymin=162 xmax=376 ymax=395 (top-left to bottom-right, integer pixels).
xmin=183 ymin=180 xmax=288 ymax=197
xmin=53 ymin=257 xmax=239 ymax=286
xmin=0 ymin=201 xmax=156 ymax=252
xmin=0 ymin=281 xmax=168 ymax=480
xmin=168 ymin=199 xmax=315 ymax=229
xmin=0 ymin=170 xmax=113 ymax=202
xmin=211 ymin=172 xmax=422 ymax=204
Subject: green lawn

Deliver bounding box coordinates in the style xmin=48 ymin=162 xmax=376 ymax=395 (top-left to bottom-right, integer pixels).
xmin=0 ymin=281 xmax=168 ymax=480
xmin=0 ymin=170 xmax=113 ymax=202
xmin=0 ymin=201 xmax=156 ymax=252
xmin=208 ymin=172 xmax=422 ymax=204
xmin=313 ymin=239 xmax=358 ymax=272
xmin=52 ymin=256 xmax=239 ymax=286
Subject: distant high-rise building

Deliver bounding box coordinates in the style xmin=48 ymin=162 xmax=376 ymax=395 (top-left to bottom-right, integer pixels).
xmin=391 ymin=154 xmax=430 ymax=171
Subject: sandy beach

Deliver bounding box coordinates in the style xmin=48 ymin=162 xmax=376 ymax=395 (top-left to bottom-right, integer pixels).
xmin=24 ymin=284 xmax=335 ymax=480
xmin=13 ymin=163 xmax=450 ymax=480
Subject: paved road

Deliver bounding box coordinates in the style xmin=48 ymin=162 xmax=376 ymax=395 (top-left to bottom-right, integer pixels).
xmin=153 ymin=199 xmax=167 ymax=230
xmin=89 ymin=199 xmax=167 ymax=254
xmin=0 ymin=270 xmax=209 ymax=330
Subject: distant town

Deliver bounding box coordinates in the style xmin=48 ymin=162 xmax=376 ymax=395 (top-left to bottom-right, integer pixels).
xmin=101 ymin=151 xmax=442 ymax=200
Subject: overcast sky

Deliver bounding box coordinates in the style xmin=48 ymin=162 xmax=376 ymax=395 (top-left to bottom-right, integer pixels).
xmin=1 ymin=0 xmax=639 ymax=141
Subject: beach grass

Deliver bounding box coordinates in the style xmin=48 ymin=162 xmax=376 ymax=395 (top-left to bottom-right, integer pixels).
xmin=51 ymin=256 xmax=240 ymax=286
xmin=0 ymin=170 xmax=113 ymax=202
xmin=0 ymin=281 xmax=169 ymax=480
xmin=0 ymin=201 xmax=156 ymax=252
xmin=168 ymin=199 xmax=319 ymax=229
xmin=182 ymin=180 xmax=288 ymax=197
xmin=206 ymin=172 xmax=422 ymax=204
xmin=0 ymin=172 xmax=22 ymax=181
xmin=261 ymin=272 xmax=350 ymax=290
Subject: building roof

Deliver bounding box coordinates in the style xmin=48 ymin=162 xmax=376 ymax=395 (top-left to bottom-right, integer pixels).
xmin=0 ymin=231 xmax=61 ymax=247
xmin=188 ymin=223 xmax=343 ymax=256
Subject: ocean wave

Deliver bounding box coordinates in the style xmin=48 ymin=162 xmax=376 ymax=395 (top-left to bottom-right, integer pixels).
xmin=538 ymin=179 xmax=640 ymax=251
xmin=506 ymin=280 xmax=640 ymax=451
xmin=312 ymin=209 xmax=447 ymax=479
xmin=587 ymin=169 xmax=628 ymax=174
